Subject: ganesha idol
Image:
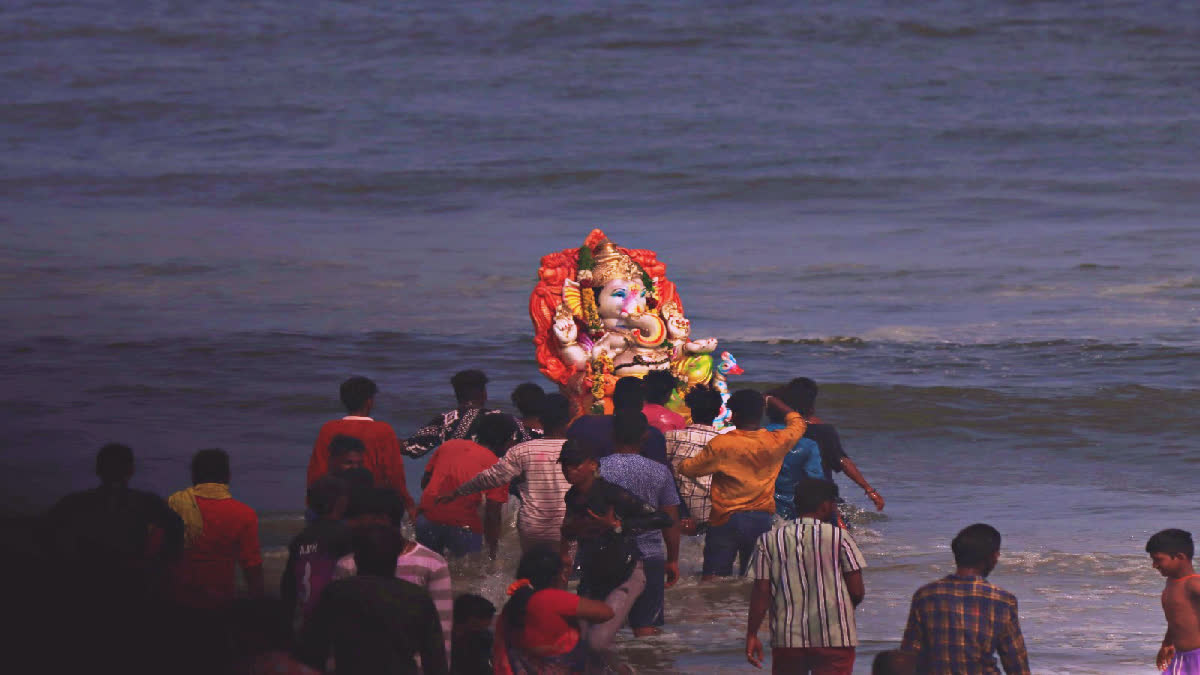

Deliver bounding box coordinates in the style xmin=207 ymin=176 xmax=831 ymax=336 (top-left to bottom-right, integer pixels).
xmin=530 ymin=229 xmax=739 ymax=423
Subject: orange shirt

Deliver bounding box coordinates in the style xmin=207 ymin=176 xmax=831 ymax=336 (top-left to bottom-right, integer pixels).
xmin=418 ymin=440 xmax=509 ymax=531
xmin=307 ymin=416 xmax=413 ymax=510
xmin=677 ymin=412 xmax=806 ymax=526
xmin=172 ymin=496 xmax=262 ymax=609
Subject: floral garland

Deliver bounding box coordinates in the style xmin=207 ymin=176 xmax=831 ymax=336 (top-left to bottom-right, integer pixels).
xmin=575 ymin=245 xmax=605 ymax=335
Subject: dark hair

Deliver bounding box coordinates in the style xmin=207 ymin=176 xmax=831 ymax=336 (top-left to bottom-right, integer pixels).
xmin=328 ymin=434 xmax=366 ymax=459
xmin=611 ymin=376 xmax=645 ymax=412
xmin=643 ymin=370 xmax=676 ymax=405
xmin=613 ymin=409 xmax=648 ymax=447
xmin=339 ymin=376 xmax=378 ymax=413
xmin=96 ymin=443 xmax=134 ymax=483
xmin=786 ymin=377 xmax=819 ymax=415
xmin=191 ymin=448 xmax=231 ymax=485
xmin=540 ymin=393 xmax=572 ymax=433
xmin=727 ymin=389 xmax=765 ymax=423
xmin=307 ymin=475 xmax=349 ymax=517
xmin=454 ymin=594 xmax=496 ymax=625
xmin=352 ymin=524 xmax=404 ymax=577
xmin=684 ymin=385 xmax=722 ymax=425
xmin=505 ymin=546 xmax=563 ymax=632
xmin=794 ymin=478 xmax=838 ymax=514
xmin=345 ymin=487 xmax=395 ymax=520
xmin=556 ymin=438 xmax=593 ymax=467
xmin=765 ymin=386 xmax=789 ymax=424
xmin=334 ymin=466 xmax=375 ymax=492
xmin=511 ymin=383 xmax=545 ymax=418
xmin=1147 ymin=529 xmax=1194 ymax=559
xmin=872 ymin=650 xmax=916 ymax=675
xmin=451 ymin=369 xmax=488 ymax=404
xmin=951 ymin=523 xmax=1002 ymax=568
xmin=475 ymin=413 xmax=518 ymax=453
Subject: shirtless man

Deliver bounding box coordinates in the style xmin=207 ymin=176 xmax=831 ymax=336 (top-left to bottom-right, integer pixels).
xmin=1147 ymin=529 xmax=1200 ymax=673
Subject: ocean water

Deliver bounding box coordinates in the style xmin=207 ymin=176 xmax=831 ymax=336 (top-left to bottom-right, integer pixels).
xmin=3 ymin=0 xmax=1199 ymax=672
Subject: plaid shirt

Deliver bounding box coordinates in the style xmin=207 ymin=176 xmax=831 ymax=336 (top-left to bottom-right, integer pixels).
xmin=901 ymin=574 xmax=1031 ymax=675
xmin=664 ymin=424 xmax=718 ymax=523
xmin=454 ymin=438 xmax=570 ymax=542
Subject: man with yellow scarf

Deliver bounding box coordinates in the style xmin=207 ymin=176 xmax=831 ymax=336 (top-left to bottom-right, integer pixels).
xmin=168 ymin=448 xmax=264 ymax=609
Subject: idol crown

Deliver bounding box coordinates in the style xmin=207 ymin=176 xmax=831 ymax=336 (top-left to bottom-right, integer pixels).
xmin=590 ymin=238 xmax=644 ymax=288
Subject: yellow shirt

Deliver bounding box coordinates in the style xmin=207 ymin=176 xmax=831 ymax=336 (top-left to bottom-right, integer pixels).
xmin=677 ymin=412 xmax=806 ymax=527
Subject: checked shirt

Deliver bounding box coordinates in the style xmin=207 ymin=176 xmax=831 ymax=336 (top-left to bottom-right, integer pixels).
xmin=664 ymin=424 xmax=719 ymax=523
xmin=901 ymin=574 xmax=1031 ymax=675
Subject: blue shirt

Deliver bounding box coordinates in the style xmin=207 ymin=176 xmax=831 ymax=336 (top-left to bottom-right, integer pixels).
xmin=598 ymin=453 xmax=679 ymax=560
xmin=766 ymin=422 xmax=824 ymax=520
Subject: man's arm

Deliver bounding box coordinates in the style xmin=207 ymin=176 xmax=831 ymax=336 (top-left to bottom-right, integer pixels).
xmin=662 ymin=504 xmax=681 ymax=587
xmin=899 ymin=597 xmax=925 ymax=655
xmin=677 ymin=441 xmax=722 ymax=479
xmin=447 ymin=448 xmax=525 ymax=499
xmin=745 ymin=579 xmax=771 ymax=668
xmin=1159 ymin=628 xmax=1176 ymax=671
xmin=484 ymin=500 xmax=503 ymax=560
xmin=840 ymin=456 xmax=884 ymax=511
xmin=403 ymin=413 xmax=450 ymax=459
xmin=997 ymin=599 xmax=1031 ymax=675
xmin=239 ymin=512 xmax=265 ymax=597
xmin=843 ymin=569 xmax=864 ymax=607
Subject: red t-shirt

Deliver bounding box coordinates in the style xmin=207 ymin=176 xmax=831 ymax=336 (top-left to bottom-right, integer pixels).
xmin=644 ymin=403 xmax=686 ymax=433
xmin=172 ymin=496 xmax=262 ymax=609
xmin=307 ymin=417 xmax=414 ymax=511
xmin=418 ymin=439 xmax=508 ymax=531
xmin=515 ymin=588 xmax=582 ymax=655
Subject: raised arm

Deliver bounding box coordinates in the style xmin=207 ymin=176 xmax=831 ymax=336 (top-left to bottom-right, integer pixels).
xmin=446 ymin=448 xmax=525 ymax=499
xmin=404 ymin=413 xmax=450 ymax=459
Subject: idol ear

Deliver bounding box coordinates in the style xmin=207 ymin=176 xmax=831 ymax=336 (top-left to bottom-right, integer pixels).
xmin=562 ymin=279 xmax=584 ymax=318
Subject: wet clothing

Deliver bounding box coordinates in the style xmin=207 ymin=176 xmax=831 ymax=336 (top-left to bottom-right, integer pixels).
xmin=419 ymin=439 xmax=508 ymax=532
xmin=455 ymin=438 xmax=571 ymax=549
xmin=1167 ymin=647 xmax=1200 ymax=675
xmin=765 ymin=422 xmax=824 ymax=520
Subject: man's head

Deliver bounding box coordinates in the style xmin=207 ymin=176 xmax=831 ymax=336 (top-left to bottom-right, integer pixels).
xmin=872 ymin=650 xmax=916 ymax=675
xmin=786 ymin=377 xmax=819 ymax=416
xmin=511 ymin=382 xmax=545 ymax=419
xmin=727 ymin=389 xmax=765 ymax=428
xmin=540 ymin=393 xmax=572 ymax=436
xmin=345 ymin=487 xmax=401 ymax=528
xmin=643 ymin=370 xmax=676 ymax=406
xmin=475 ymin=413 xmax=518 ymax=456
xmin=451 ymin=369 xmax=488 ymax=407
xmin=191 ymin=448 xmax=231 ymax=485
xmin=557 ymin=439 xmax=597 ymax=486
xmin=340 ymin=376 xmax=378 ymax=414
xmin=794 ymin=478 xmax=839 ymax=520
xmin=96 ymin=443 xmax=134 ymax=485
xmin=453 ymin=594 xmax=497 ymax=635
xmin=1147 ymin=529 xmax=1194 ymax=578
xmin=334 ymin=466 xmax=375 ymax=492
xmin=612 ymin=409 xmax=648 ymax=450
xmin=951 ymin=523 xmax=1002 ymax=575
xmin=684 ymin=385 xmax=723 ymax=427
xmin=307 ymin=475 xmax=350 ymax=520
xmin=352 ymin=524 xmax=404 ymax=578
xmin=328 ymin=435 xmax=366 ymax=473
xmin=612 ymin=376 xmax=645 ymax=412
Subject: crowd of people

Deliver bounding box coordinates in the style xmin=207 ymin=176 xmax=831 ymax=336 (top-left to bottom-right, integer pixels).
xmin=31 ymin=369 xmax=1200 ymax=674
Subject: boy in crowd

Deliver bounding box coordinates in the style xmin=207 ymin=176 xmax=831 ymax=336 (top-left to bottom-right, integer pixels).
xmin=337 ymin=487 xmax=454 ymax=662
xmin=746 ymin=479 xmax=865 ymax=674
xmin=327 ymin=435 xmax=365 ymax=474
xmin=281 ymin=475 xmax=353 ymax=636
xmin=307 ymin=376 xmax=414 ymax=518
xmin=901 ymin=523 xmax=1029 ymax=674
xmin=418 ymin=413 xmax=516 ymax=559
xmin=678 ymin=392 xmax=805 ymax=580
xmin=168 ymin=448 xmax=264 ymax=609
xmin=511 ymin=382 xmax=547 ymax=439
xmin=1147 ymin=528 xmax=1200 ymax=673
xmin=664 ymin=385 xmax=723 ymax=534
xmin=598 ymin=409 xmax=682 ymax=637
xmin=451 ymin=594 xmax=497 ymax=675
xmin=299 ymin=525 xmax=447 ymax=675
xmin=643 ymin=369 xmax=686 ymax=433
xmin=441 ymin=393 xmax=574 ymax=553
xmin=786 ymin=377 xmax=884 ymax=512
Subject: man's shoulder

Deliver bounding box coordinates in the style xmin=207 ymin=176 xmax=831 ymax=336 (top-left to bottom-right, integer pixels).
xmin=510 ymin=437 xmax=565 ymax=455
xmin=405 ymin=542 xmax=449 ymax=568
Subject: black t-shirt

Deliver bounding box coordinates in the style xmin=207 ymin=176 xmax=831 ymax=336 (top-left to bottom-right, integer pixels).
xmin=566 ymin=415 xmax=669 ymax=466
xmin=563 ymin=477 xmax=672 ymax=598
xmin=43 ymin=486 xmax=183 ymax=579
xmin=299 ymin=575 xmax=447 ymax=675
xmin=804 ymin=423 xmax=849 ymax=479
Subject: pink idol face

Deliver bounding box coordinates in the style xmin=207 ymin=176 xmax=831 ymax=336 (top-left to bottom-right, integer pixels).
xmin=597 ymin=278 xmax=648 ymax=320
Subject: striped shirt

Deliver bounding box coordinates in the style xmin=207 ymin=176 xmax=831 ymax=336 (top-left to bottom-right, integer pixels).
xmin=335 ymin=542 xmax=453 ymax=660
xmin=456 ymin=438 xmax=570 ymax=543
xmin=749 ymin=516 xmax=866 ymax=648
xmin=664 ymin=424 xmax=718 ymax=523
xmin=901 ymin=574 xmax=1030 ymax=675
